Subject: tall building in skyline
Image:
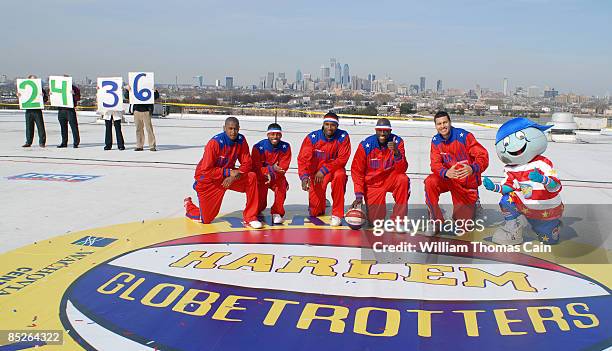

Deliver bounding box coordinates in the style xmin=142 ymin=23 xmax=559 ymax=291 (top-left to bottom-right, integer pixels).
xmin=330 ymin=58 xmax=337 ymax=81
xmin=368 ymin=73 xmax=376 ymax=82
xmin=503 ymin=78 xmax=509 ymax=96
xmin=436 ymin=79 xmax=442 ymax=93
xmin=296 ymin=69 xmax=302 ymax=83
xmin=528 ymin=86 xmax=542 ymax=98
xmin=193 ymin=75 xmax=204 ymax=87
xmin=420 ymin=77 xmax=426 ymax=92
xmin=335 ymin=62 xmax=342 ymax=84
xmin=320 ymin=65 xmax=330 ymax=81
xmin=342 ymin=64 xmax=350 ymax=86
xmin=266 ymin=72 xmax=274 ymax=89
xmin=225 ymin=76 xmax=234 ymax=89
xmin=215 ymin=79 xmax=221 ymax=87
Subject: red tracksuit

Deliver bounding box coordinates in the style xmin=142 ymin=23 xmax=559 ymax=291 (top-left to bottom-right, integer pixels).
xmin=251 ymin=139 xmax=292 ymax=217
xmin=185 ymin=132 xmax=259 ymax=223
xmin=351 ymin=134 xmax=410 ymax=222
xmin=425 ymin=127 xmax=489 ymax=221
xmin=298 ymin=128 xmax=351 ymax=217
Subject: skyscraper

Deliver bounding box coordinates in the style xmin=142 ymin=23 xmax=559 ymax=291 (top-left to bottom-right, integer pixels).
xmin=330 ymin=58 xmax=336 ymax=79
xmin=320 ymin=65 xmax=330 ymax=81
xmin=342 ymin=64 xmax=350 ymax=86
xmin=420 ymin=77 xmax=426 ymax=92
xmin=528 ymin=86 xmax=541 ymax=98
xmin=503 ymin=78 xmax=509 ymax=96
xmin=436 ymin=80 xmax=442 ymax=93
xmin=266 ymin=72 xmax=274 ymax=90
xmin=335 ymin=63 xmax=342 ymax=84
xmin=225 ymin=76 xmax=234 ymax=89
xmin=296 ymin=69 xmax=303 ymax=83
xmin=368 ymin=73 xmax=376 ymax=82
xmin=193 ymin=75 xmax=204 ymax=87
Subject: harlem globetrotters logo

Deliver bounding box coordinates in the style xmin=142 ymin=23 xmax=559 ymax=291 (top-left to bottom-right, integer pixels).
xmin=60 ymin=227 xmax=611 ymax=351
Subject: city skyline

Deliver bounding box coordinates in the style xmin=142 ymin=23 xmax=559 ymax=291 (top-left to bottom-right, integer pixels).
xmin=4 ymin=0 xmax=611 ymax=96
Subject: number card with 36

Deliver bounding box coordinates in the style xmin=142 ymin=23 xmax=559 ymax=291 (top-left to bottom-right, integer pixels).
xmin=49 ymin=76 xmax=74 ymax=108
xmin=97 ymin=77 xmax=123 ymax=112
xmin=16 ymin=79 xmax=44 ymax=110
xmin=128 ymin=72 xmax=154 ymax=105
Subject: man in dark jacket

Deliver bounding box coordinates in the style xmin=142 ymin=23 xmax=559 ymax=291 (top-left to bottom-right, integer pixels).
xmin=56 ymin=77 xmax=81 ymax=148
xmin=20 ymin=74 xmax=48 ymax=148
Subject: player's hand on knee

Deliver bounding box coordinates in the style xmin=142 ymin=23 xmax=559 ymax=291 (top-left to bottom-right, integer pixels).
xmin=230 ymin=169 xmax=241 ymax=178
xmin=265 ymin=173 xmax=271 ymax=185
xmin=314 ymin=170 xmax=325 ymax=184
xmin=222 ymin=177 xmax=234 ymax=188
xmin=352 ymin=198 xmax=363 ymax=208
xmin=272 ymin=163 xmax=285 ymax=173
xmin=483 ymin=177 xmax=495 ymax=191
xmin=301 ymin=178 xmax=310 ymax=191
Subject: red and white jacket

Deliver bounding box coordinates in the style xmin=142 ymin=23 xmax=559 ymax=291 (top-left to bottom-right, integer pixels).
xmin=351 ymin=133 xmax=408 ymax=197
xmin=298 ymin=128 xmax=351 ymax=180
xmin=251 ymin=139 xmax=291 ymax=182
xmin=503 ymin=155 xmax=563 ymax=219
xmin=194 ymin=132 xmax=252 ymax=183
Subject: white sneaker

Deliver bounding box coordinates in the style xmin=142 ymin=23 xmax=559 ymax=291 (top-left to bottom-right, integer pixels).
xmin=248 ymin=220 xmax=263 ymax=229
xmin=492 ymin=217 xmax=524 ymax=245
xmin=330 ymin=216 xmax=342 ymax=227
xmin=272 ymin=214 xmax=284 ymax=224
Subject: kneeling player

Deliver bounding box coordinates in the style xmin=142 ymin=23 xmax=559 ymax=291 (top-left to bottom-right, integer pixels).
xmin=184 ymin=117 xmax=263 ymax=228
xmin=424 ymin=111 xmax=489 ymax=233
xmin=351 ymin=118 xmax=410 ymax=224
xmin=298 ymin=113 xmax=351 ymax=226
xmin=252 ymin=123 xmax=291 ymax=224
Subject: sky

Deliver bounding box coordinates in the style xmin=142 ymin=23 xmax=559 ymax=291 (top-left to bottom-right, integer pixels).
xmin=4 ymin=0 xmax=611 ymax=96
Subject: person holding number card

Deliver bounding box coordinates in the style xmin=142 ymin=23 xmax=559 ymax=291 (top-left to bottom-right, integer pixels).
xmin=100 ymin=88 xmax=127 ymax=150
xmin=19 ymin=75 xmax=48 ymax=148
xmin=55 ymin=75 xmax=81 ymax=148
xmin=128 ymin=86 xmax=159 ymax=151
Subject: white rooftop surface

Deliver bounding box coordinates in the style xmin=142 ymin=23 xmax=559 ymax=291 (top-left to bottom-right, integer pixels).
xmin=1 ymin=110 xmax=611 ymax=253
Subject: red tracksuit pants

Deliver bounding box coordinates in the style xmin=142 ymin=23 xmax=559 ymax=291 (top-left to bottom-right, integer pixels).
xmin=424 ymin=174 xmax=478 ymax=221
xmin=308 ymin=168 xmax=347 ymax=217
xmin=185 ymin=171 xmax=259 ymax=223
xmin=257 ymin=176 xmax=288 ymax=217
xmin=365 ymin=173 xmax=410 ymax=223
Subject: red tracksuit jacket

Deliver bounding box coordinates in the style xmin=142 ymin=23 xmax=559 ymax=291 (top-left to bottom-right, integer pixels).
xmin=430 ymin=127 xmax=489 ymax=188
xmin=251 ymin=139 xmax=292 ymax=181
xmin=194 ymin=132 xmax=252 ymax=183
xmin=298 ymin=128 xmax=351 ymax=180
xmin=351 ymin=133 xmax=408 ymax=197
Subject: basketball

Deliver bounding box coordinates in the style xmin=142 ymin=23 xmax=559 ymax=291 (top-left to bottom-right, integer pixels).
xmin=345 ymin=207 xmax=367 ymax=230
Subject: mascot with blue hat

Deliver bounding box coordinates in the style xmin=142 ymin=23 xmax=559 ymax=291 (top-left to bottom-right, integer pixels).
xmin=483 ymin=117 xmax=563 ymax=245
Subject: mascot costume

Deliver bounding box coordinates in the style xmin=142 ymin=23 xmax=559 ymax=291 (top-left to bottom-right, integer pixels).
xmin=483 ymin=118 xmax=563 ymax=245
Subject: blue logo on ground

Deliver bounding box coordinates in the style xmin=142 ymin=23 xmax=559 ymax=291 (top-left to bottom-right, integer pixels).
xmin=7 ymin=173 xmax=100 ymax=182
xmin=60 ymin=229 xmax=611 ymax=351
xmin=72 ymin=236 xmax=117 ymax=247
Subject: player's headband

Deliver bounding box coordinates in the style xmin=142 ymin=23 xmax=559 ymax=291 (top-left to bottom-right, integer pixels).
xmin=267 ymin=128 xmax=282 ymax=134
